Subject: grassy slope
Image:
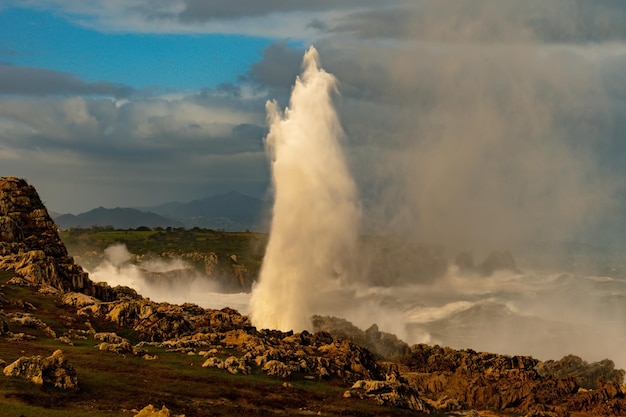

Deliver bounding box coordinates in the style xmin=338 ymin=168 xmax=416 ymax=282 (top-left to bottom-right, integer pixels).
xmin=0 ymin=270 xmax=415 ymax=417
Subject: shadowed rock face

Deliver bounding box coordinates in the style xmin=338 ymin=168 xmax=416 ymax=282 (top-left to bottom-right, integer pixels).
xmin=0 ymin=177 xmax=120 ymax=300
xmin=399 ymin=344 xmax=626 ymax=416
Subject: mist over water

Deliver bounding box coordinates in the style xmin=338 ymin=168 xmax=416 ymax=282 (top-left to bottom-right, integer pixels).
xmin=248 ymin=47 xmax=360 ymax=332
xmin=88 ymin=243 xmax=250 ymax=312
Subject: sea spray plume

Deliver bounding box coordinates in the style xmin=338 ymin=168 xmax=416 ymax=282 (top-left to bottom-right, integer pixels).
xmin=249 ymin=46 xmax=359 ymax=332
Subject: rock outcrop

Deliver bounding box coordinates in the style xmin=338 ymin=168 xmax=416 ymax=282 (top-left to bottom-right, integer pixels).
xmin=536 ymin=354 xmax=625 ymax=390
xmin=134 ymin=404 xmax=183 ymax=417
xmin=345 ymin=379 xmax=430 ymax=412
xmin=311 ymin=315 xmax=410 ymax=360
xmin=398 ymin=344 xmax=626 ymax=416
xmin=0 ymin=177 xmax=123 ymax=300
xmin=3 ymin=349 xmax=78 ymax=389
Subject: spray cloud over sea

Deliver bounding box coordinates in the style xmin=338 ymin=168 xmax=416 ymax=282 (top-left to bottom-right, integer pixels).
xmin=88 ymin=243 xmax=250 ymax=312
xmin=84 ymin=2 xmax=626 ymax=370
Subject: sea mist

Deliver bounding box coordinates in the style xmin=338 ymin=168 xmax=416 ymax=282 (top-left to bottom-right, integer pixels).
xmin=249 ymin=47 xmax=359 ymax=332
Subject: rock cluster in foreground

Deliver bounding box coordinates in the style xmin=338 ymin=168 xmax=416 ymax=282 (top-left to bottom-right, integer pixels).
xmin=1 ymin=176 xmax=625 ymax=416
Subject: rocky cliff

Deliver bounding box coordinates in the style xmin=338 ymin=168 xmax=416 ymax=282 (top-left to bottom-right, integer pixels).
xmin=0 ymin=177 xmax=121 ymax=300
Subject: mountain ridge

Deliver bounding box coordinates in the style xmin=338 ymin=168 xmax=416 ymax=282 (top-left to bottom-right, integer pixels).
xmin=52 ymin=191 xmax=269 ymax=231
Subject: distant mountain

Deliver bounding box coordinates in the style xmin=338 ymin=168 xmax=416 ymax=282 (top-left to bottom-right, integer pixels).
xmin=143 ymin=191 xmax=270 ymax=231
xmin=53 ymin=207 xmax=184 ymax=229
xmin=52 ymin=191 xmax=270 ymax=231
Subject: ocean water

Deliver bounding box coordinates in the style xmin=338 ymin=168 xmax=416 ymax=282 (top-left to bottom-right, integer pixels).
xmin=89 ymin=242 xmax=626 ymax=369
xmin=90 ymin=240 xmax=626 ymax=369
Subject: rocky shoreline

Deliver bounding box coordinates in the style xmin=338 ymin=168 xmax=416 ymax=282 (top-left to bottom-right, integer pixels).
xmin=1 ymin=176 xmax=625 ymax=416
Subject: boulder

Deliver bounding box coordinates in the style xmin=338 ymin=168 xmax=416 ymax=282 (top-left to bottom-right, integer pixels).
xmin=134 ymin=404 xmax=183 ymax=417
xmin=347 ymin=379 xmax=430 ymax=412
xmin=3 ymin=349 xmax=78 ymax=389
xmin=62 ymin=292 xmax=98 ymax=308
xmin=263 ymin=360 xmax=293 ymax=378
xmin=7 ymin=312 xmax=57 ymax=338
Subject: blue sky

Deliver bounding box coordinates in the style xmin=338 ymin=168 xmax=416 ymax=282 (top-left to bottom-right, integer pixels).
xmin=0 ymin=7 xmax=276 ymax=90
xmin=1 ymin=0 xmax=626 ymax=247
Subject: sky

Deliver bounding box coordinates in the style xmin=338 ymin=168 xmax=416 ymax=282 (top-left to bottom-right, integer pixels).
xmin=1 ymin=0 xmax=626 ymax=248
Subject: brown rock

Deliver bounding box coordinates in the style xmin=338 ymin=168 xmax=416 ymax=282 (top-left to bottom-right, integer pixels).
xmin=3 ymin=349 xmax=78 ymax=389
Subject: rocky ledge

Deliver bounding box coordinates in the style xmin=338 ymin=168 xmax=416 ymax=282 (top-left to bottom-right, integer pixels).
xmin=0 ymin=177 xmax=129 ymax=301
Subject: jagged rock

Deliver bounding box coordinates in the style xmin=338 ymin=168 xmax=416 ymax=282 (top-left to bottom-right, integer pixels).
xmin=0 ymin=177 xmax=121 ymax=301
xmin=223 ymin=356 xmax=251 ymax=375
xmin=312 ymin=315 xmax=410 ymax=360
xmin=94 ymin=331 xmax=126 ymax=344
xmin=201 ymin=356 xmax=224 ymax=369
xmin=347 ymin=379 xmax=430 ymax=412
xmin=396 ymin=344 xmax=626 ymax=416
xmin=263 ymin=360 xmax=293 ymax=378
xmin=3 ymin=349 xmax=78 ymax=389
xmin=96 ymin=340 xmax=138 ymax=356
xmin=535 ymin=354 xmax=625 ymax=389
xmin=6 ymin=276 xmax=31 ymax=286
xmin=7 ymin=312 xmax=57 ymax=338
xmin=79 ymin=299 xmax=250 ymax=342
xmin=62 ymin=292 xmax=98 ymax=308
xmin=58 ymin=336 xmax=73 ymax=345
xmin=134 ymin=404 xmax=183 ymax=417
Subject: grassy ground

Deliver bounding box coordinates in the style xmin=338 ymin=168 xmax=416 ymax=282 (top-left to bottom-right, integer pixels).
xmin=0 ymin=269 xmax=416 ymax=417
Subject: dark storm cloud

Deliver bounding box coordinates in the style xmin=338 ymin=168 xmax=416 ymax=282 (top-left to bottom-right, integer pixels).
xmin=329 ymin=0 xmax=626 ymax=43
xmin=0 ymin=63 xmax=133 ymax=97
xmin=242 ymin=42 xmax=303 ymax=97
xmin=0 ymin=90 xmax=270 ymax=211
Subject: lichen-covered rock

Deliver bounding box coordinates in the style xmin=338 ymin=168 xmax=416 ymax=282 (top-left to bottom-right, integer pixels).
xmin=7 ymin=312 xmax=57 ymax=338
xmin=347 ymin=379 xmax=430 ymax=412
xmin=398 ymin=344 xmax=626 ymax=416
xmin=263 ymin=360 xmax=293 ymax=378
xmin=312 ymin=315 xmax=410 ymax=360
xmin=94 ymin=331 xmax=126 ymax=344
xmin=62 ymin=292 xmax=98 ymax=308
xmin=134 ymin=404 xmax=183 ymax=417
xmin=535 ymin=354 xmax=625 ymax=389
xmin=3 ymin=349 xmax=78 ymax=389
xmin=0 ymin=177 xmax=121 ymax=301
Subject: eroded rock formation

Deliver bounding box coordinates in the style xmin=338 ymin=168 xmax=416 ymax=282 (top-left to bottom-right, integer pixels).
xmin=0 ymin=177 xmax=122 ymax=300
xmin=3 ymin=349 xmax=78 ymax=389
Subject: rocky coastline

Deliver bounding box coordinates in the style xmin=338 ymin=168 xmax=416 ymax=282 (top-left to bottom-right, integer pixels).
xmin=1 ymin=176 xmax=625 ymax=416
